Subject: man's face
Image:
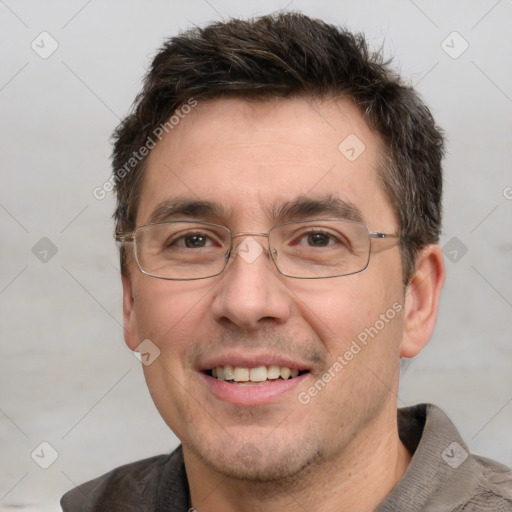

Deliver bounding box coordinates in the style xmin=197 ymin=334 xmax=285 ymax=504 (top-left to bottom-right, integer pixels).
xmin=123 ymin=97 xmax=406 ymax=480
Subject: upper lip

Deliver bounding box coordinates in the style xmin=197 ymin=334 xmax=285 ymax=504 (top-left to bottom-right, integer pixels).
xmin=198 ymin=352 xmax=312 ymax=372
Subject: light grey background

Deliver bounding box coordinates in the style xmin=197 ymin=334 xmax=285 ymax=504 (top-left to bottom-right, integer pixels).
xmin=1 ymin=0 xmax=511 ymax=510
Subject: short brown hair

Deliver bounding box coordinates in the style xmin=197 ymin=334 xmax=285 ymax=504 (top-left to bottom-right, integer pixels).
xmin=111 ymin=12 xmax=444 ymax=283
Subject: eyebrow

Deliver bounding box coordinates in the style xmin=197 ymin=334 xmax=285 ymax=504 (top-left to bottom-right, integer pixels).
xmin=146 ymin=194 xmax=364 ymax=226
xmin=147 ymin=198 xmax=229 ymax=224
xmin=269 ymin=195 xmax=365 ymax=224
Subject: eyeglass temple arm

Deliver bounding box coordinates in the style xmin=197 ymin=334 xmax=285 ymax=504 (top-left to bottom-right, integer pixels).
xmin=115 ymin=233 xmax=134 ymax=244
xmin=369 ymin=232 xmax=399 ymax=239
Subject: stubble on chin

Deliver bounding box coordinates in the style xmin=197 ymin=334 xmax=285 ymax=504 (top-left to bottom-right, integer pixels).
xmin=184 ymin=429 xmax=325 ymax=486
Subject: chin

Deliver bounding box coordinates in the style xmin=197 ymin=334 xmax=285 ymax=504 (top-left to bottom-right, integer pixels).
xmin=188 ymin=433 xmax=323 ymax=482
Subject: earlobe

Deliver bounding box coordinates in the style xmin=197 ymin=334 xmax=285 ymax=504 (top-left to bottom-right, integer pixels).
xmin=122 ymin=274 xmax=139 ymax=351
xmin=399 ymin=244 xmax=445 ymax=358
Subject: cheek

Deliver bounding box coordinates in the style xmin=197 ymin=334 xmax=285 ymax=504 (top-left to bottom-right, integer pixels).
xmin=132 ymin=279 xmax=214 ymax=350
xmin=291 ymin=270 xmax=404 ymax=360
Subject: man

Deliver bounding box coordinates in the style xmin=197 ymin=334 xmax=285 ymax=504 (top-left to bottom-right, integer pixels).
xmin=61 ymin=12 xmax=512 ymax=511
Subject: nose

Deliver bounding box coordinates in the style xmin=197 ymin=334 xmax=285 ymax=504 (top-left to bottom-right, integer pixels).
xmin=211 ymin=235 xmax=292 ymax=330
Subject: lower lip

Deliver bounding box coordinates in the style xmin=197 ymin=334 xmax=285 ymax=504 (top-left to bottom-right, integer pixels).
xmin=201 ymin=372 xmax=309 ymax=406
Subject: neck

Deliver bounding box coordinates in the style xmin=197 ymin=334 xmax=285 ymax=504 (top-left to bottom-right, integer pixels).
xmin=184 ymin=410 xmax=411 ymax=512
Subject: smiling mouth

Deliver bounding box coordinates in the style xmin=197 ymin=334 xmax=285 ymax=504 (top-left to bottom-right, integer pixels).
xmin=204 ymin=365 xmax=309 ymax=385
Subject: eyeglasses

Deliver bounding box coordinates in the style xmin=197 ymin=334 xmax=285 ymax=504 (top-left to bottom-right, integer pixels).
xmin=115 ymin=219 xmax=399 ymax=280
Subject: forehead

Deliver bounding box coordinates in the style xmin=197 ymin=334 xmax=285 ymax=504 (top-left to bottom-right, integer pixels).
xmin=137 ymin=97 xmax=395 ymax=229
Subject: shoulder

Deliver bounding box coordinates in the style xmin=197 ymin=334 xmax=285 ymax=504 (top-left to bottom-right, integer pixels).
xmin=60 ymin=447 xmax=186 ymax=511
xmin=453 ymin=455 xmax=512 ymax=511
xmin=422 ymin=404 xmax=512 ymax=511
xmin=380 ymin=404 xmax=512 ymax=512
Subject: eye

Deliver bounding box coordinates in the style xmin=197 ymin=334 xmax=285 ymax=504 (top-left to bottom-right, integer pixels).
xmin=165 ymin=231 xmax=217 ymax=249
xmin=179 ymin=233 xmax=211 ymax=248
xmin=304 ymin=232 xmax=333 ymax=247
xmin=294 ymin=229 xmax=348 ymax=248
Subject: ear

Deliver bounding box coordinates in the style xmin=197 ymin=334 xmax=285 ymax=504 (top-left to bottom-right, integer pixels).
xmin=400 ymin=244 xmax=445 ymax=358
xmin=122 ymin=274 xmax=140 ymax=351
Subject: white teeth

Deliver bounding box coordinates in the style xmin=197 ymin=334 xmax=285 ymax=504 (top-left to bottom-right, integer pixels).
xmin=280 ymin=367 xmax=291 ymax=380
xmin=223 ymin=365 xmax=234 ymax=380
xmin=249 ymin=366 xmax=267 ymax=382
xmin=210 ymin=364 xmax=304 ymax=383
xmin=233 ymin=367 xmax=249 ymax=382
xmin=267 ymin=365 xmax=281 ymax=379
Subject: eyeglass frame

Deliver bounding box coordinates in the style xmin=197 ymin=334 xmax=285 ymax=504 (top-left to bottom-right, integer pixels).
xmin=115 ymin=218 xmax=399 ymax=281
